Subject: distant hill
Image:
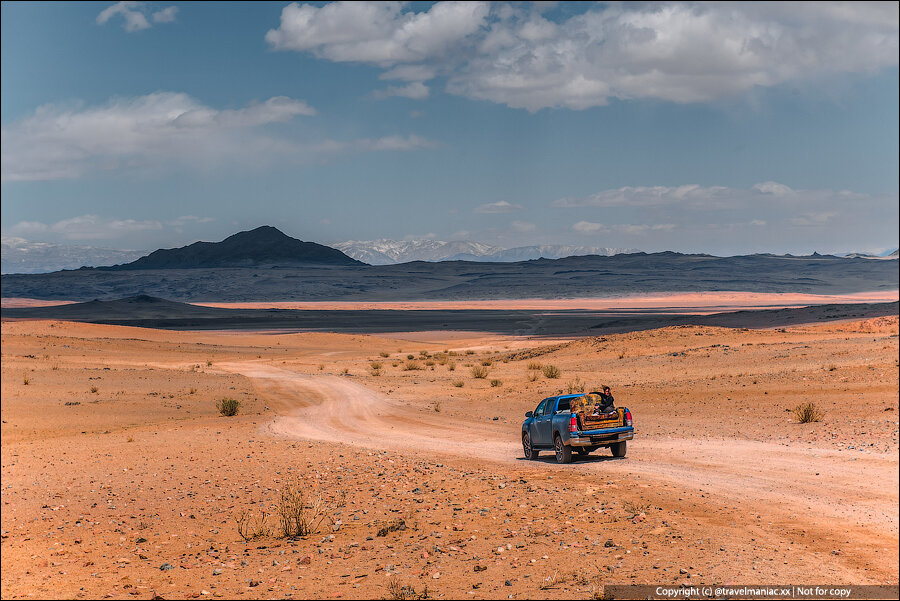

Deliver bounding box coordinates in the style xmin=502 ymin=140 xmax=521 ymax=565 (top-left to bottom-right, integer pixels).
xmin=2 ymin=250 xmax=897 ymax=302
xmin=105 ymin=226 xmax=364 ymax=269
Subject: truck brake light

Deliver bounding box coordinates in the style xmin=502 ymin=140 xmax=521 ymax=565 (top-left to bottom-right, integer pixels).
xmin=569 ymin=414 xmax=578 ymax=433
xmin=624 ymin=410 xmax=633 ymax=427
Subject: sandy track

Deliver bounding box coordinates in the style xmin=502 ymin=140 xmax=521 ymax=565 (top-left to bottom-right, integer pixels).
xmin=222 ymin=363 xmax=898 ymax=542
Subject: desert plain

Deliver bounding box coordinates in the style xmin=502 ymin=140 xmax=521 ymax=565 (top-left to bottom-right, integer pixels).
xmin=2 ymin=293 xmax=898 ymax=600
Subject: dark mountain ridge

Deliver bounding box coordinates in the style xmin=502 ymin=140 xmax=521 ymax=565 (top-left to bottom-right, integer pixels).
xmin=102 ymin=226 xmax=364 ymax=269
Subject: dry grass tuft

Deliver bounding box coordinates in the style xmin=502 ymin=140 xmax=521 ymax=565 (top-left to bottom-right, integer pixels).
xmin=490 ymin=379 xmax=502 ymax=387
xmin=403 ymin=360 xmax=422 ymax=371
xmin=542 ymin=364 xmax=561 ymax=379
xmin=277 ymin=478 xmax=331 ymax=539
xmin=471 ymin=365 xmax=489 ymax=379
xmin=791 ymin=402 xmax=824 ymax=423
xmin=527 ymin=362 xmax=542 ymax=370
xmin=452 ymin=380 xmax=464 ymax=388
xmin=235 ymin=510 xmax=271 ymax=542
xmin=565 ymin=376 xmax=586 ymax=393
xmin=217 ymin=397 xmax=241 ymax=416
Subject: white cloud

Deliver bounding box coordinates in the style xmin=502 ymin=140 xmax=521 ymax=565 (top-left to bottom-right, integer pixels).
xmin=372 ymin=82 xmax=430 ymax=100
xmin=266 ymin=1 xmax=490 ymax=65
xmin=167 ymin=215 xmax=215 ymax=227
xmin=1 ymin=92 xmax=434 ymax=181
xmin=552 ymin=182 xmax=877 ymax=211
xmin=510 ymin=220 xmax=536 ymax=232
xmin=268 ymin=2 xmax=899 ymax=111
xmin=573 ymin=221 xmax=675 ymax=235
xmin=97 ymin=1 xmax=178 ymax=32
xmin=553 ymin=184 xmax=734 ymax=208
xmin=11 ymin=215 xmax=163 ymax=241
xmin=474 ymin=200 xmax=524 ymax=214
xmin=152 ymin=6 xmax=178 ymax=23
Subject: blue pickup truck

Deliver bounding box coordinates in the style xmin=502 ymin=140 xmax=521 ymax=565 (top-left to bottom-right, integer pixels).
xmin=521 ymin=394 xmax=634 ymax=463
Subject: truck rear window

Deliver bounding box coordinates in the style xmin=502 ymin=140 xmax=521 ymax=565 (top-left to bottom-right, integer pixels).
xmin=557 ymin=398 xmax=570 ymax=411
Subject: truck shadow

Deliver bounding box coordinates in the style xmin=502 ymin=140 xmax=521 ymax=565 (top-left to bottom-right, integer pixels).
xmin=516 ymin=454 xmax=626 ymax=464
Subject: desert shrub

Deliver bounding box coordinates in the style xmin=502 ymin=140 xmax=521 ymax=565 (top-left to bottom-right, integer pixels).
xmin=318 ymin=364 xmax=325 ymax=370
xmin=386 ymin=576 xmax=428 ymax=601
xmin=189 ymin=387 xmax=197 ymax=395
xmin=433 ymin=401 xmax=441 ymax=412
xmin=370 ymin=368 xmax=382 ymax=377
xmin=448 ymin=351 xmax=459 ymax=357
xmin=206 ymin=360 xmax=213 ymax=366
xmin=235 ymin=510 xmax=271 ymax=542
xmin=527 ymin=372 xmax=539 ymax=382
xmin=90 ymin=385 xmax=98 ymax=393
xmin=380 ymin=351 xmax=390 ymax=358
xmin=481 ymin=359 xmax=493 ymax=366
xmin=435 ymin=354 xmax=448 ymax=365
xmin=791 ymin=402 xmax=823 ymax=423
xmin=419 ymin=350 xmax=430 ymax=357
xmin=565 ymin=377 xmax=585 ymax=394
xmin=527 ymin=362 xmax=542 ymax=370
xmin=403 ymin=360 xmax=422 ymax=371
xmin=447 ymin=361 xmax=456 ymax=371
xmin=425 ymin=360 xmax=435 ymax=367
xmin=217 ymin=397 xmax=241 ymax=416
xmin=617 ymin=352 xmax=625 ymax=359
xmin=465 ymin=350 xmax=475 ymax=355
xmin=277 ymin=480 xmax=330 ymax=539
xmin=471 ymin=365 xmax=489 ymax=379
xmin=452 ymin=380 xmax=464 ymax=388
xmin=490 ymin=379 xmax=502 ymax=387
xmin=407 ymin=354 xmax=415 ymax=360
xmin=542 ymin=365 xmax=561 ymax=379
xmin=341 ymin=367 xmax=350 ymax=375
xmin=370 ymin=361 xmax=383 ymax=370
xmin=23 ymin=377 xmax=30 ymax=386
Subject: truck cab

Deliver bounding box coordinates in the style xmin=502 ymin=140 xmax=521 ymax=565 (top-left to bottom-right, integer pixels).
xmin=521 ymin=394 xmax=634 ymax=463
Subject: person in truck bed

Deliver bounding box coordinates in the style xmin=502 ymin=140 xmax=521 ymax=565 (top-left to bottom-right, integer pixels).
xmin=594 ymin=385 xmax=615 ymax=414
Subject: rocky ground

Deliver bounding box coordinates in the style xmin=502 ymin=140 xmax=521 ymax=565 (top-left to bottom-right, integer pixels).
xmin=1 ymin=310 xmax=898 ymax=599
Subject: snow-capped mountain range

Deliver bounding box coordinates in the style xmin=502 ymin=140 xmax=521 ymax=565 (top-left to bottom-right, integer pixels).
xmin=1 ymin=237 xmax=148 ymax=274
xmin=333 ymin=239 xmax=638 ymax=264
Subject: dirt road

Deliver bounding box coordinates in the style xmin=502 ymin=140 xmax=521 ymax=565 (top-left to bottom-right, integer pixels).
xmin=222 ymin=361 xmax=899 ymax=583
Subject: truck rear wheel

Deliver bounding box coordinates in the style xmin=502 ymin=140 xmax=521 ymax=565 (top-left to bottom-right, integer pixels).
xmin=554 ymin=435 xmax=572 ymax=464
xmin=523 ymin=433 xmax=539 ymax=460
xmin=610 ymin=441 xmax=627 ymax=457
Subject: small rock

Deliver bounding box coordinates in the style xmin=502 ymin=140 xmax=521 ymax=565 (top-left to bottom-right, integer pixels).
xmin=299 ymin=555 xmax=312 ymax=565
xmin=505 ymin=580 xmax=512 ymax=586
xmin=136 ymin=537 xmax=148 ymax=544
xmin=159 ymin=563 xmax=174 ymax=571
xmin=212 ymin=568 xmax=222 ymax=576
xmin=604 ymin=539 xmax=615 ymax=548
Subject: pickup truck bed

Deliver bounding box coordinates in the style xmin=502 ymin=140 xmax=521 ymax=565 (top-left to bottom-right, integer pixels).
xmin=521 ymin=394 xmax=634 ymax=463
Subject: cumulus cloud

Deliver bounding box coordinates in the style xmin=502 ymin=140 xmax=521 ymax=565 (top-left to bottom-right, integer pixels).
xmin=474 ymin=200 xmax=524 ymax=214
xmin=97 ymin=1 xmax=178 ymax=32
xmin=1 ymin=92 xmax=434 ymax=181
xmin=267 ymin=1 xmax=899 ymax=111
xmin=10 ymin=215 xmax=163 ymax=241
xmin=266 ymin=1 xmax=490 ymax=65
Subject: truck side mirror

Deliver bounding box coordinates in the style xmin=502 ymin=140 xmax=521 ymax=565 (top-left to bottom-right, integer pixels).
xmin=525 ymin=411 xmax=533 ymax=418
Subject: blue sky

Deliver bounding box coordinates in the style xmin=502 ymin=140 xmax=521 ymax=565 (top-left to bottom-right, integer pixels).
xmin=2 ymin=1 xmax=898 ymax=255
